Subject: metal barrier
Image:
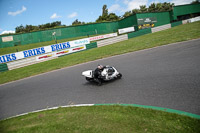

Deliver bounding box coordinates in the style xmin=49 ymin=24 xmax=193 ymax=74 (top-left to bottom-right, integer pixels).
xmin=151 ymin=24 xmax=171 ymax=33
xmin=182 ymin=20 xmax=188 ymax=24
xmin=7 ymin=56 xmax=58 ymax=70
xmin=188 ymin=16 xmax=200 ymax=23
xmin=97 ymin=34 xmax=128 ymax=47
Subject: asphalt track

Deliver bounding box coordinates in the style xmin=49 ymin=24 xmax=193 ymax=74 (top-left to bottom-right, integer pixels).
xmin=0 ymin=39 xmax=200 ymax=120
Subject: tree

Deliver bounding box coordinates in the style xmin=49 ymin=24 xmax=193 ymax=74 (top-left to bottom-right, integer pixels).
xmin=108 ymin=13 xmax=120 ymax=21
xmin=132 ymin=9 xmax=140 ymax=14
xmin=96 ymin=5 xmax=120 ymax=22
xmin=191 ymin=0 xmax=200 ymax=4
xmin=148 ymin=3 xmax=156 ymax=12
xmin=15 ymin=25 xmax=25 ymax=33
xmin=102 ymin=5 xmax=108 ymax=16
xmin=161 ymin=2 xmax=174 ymax=12
xmin=96 ymin=5 xmax=109 ymax=22
xmin=15 ymin=21 xmax=65 ymax=33
xmin=123 ymin=11 xmax=132 ymax=18
xmin=72 ymin=19 xmax=85 ymax=26
xmin=140 ymin=5 xmax=148 ymax=13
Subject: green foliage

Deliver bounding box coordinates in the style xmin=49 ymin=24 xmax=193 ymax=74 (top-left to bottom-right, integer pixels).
xmin=15 ymin=21 xmax=64 ymax=34
xmin=123 ymin=11 xmax=132 ymax=18
xmin=140 ymin=5 xmax=148 ymax=13
xmin=96 ymin=5 xmax=120 ymax=22
xmin=191 ymin=0 xmax=200 ymax=4
xmin=72 ymin=19 xmax=84 ymax=26
xmin=123 ymin=2 xmax=174 ymax=18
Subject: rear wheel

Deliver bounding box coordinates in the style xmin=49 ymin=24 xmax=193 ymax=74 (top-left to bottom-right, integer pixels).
xmin=95 ymin=78 xmax=102 ymax=86
xmin=86 ymin=77 xmax=92 ymax=82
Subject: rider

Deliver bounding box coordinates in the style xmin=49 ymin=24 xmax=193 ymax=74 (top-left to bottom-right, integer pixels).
xmin=94 ymin=64 xmax=105 ymax=79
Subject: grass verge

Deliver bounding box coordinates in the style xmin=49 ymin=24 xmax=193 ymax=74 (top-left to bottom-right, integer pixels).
xmin=0 ymin=21 xmax=200 ymax=84
xmin=0 ymin=105 xmax=199 ymax=133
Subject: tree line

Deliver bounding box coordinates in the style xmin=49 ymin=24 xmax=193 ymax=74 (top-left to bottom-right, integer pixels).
xmin=15 ymin=21 xmax=65 ymax=34
xmin=9 ymin=0 xmax=199 ymax=34
xmin=73 ymin=2 xmax=174 ymax=25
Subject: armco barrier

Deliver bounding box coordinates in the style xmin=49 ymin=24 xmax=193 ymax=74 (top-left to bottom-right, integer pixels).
xmin=151 ymin=24 xmax=171 ymax=33
xmin=7 ymin=56 xmax=54 ymax=70
xmin=182 ymin=20 xmax=188 ymax=24
xmin=0 ymin=63 xmax=8 ymax=72
xmin=97 ymin=34 xmax=128 ymax=47
xmin=188 ymin=16 xmax=200 ymax=23
xmin=128 ymin=28 xmax=151 ymax=39
xmin=171 ymin=21 xmax=182 ymax=27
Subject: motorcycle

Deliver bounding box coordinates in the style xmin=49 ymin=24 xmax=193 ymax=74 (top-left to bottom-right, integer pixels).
xmin=82 ymin=65 xmax=122 ymax=85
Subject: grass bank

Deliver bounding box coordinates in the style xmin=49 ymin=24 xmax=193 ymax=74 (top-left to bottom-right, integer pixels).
xmin=0 ymin=21 xmax=200 ymax=84
xmin=0 ymin=105 xmax=199 ymax=133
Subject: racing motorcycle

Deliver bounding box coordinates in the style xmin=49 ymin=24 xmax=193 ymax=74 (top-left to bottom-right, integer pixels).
xmin=82 ymin=65 xmax=122 ymax=85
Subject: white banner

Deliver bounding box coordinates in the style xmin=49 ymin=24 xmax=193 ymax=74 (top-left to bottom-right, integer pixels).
xmin=118 ymin=27 xmax=135 ymax=34
xmin=89 ymin=33 xmax=117 ymax=41
xmin=0 ymin=38 xmax=90 ymax=64
xmin=2 ymin=36 xmax=13 ymax=42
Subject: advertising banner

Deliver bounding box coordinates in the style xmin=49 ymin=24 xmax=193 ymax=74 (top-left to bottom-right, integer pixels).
xmin=2 ymin=36 xmax=13 ymax=42
xmin=0 ymin=38 xmax=90 ymax=64
xmin=36 ymin=45 xmax=86 ymax=61
xmin=137 ymin=17 xmax=157 ymax=30
xmin=138 ymin=23 xmax=155 ymax=29
xmin=118 ymin=27 xmax=135 ymax=34
xmin=137 ymin=17 xmax=157 ymax=25
xmin=89 ymin=33 xmax=117 ymax=41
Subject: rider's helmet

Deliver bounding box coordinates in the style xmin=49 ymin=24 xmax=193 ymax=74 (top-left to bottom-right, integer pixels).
xmin=97 ymin=64 xmax=103 ymax=69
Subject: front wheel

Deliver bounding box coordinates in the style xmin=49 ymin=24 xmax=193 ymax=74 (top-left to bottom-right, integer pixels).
xmin=117 ymin=73 xmax=122 ymax=79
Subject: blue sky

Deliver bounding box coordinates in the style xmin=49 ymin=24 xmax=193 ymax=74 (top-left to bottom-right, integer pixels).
xmin=0 ymin=0 xmax=194 ymax=34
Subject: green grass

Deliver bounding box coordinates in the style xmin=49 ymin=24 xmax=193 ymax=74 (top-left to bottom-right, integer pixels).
xmin=0 ymin=21 xmax=200 ymax=84
xmin=0 ymin=105 xmax=199 ymax=133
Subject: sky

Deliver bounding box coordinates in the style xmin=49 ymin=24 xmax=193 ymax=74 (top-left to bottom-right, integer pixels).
xmin=0 ymin=0 xmax=195 ymax=35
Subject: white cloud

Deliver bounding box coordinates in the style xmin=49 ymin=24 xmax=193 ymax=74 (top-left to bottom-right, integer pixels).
xmin=1 ymin=30 xmax=15 ymax=35
xmin=123 ymin=0 xmax=148 ymax=10
xmin=50 ymin=13 xmax=62 ymax=19
xmin=8 ymin=6 xmax=27 ymax=16
xmin=68 ymin=12 xmax=78 ymax=18
xmin=108 ymin=4 xmax=121 ymax=13
xmin=171 ymin=0 xmax=194 ymax=5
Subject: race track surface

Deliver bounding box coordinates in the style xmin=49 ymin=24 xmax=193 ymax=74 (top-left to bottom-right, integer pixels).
xmin=0 ymin=39 xmax=200 ymax=120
